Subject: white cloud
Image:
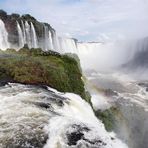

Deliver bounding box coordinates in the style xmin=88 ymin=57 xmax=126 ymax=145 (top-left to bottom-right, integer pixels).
xmin=1 ymin=0 xmax=148 ymax=41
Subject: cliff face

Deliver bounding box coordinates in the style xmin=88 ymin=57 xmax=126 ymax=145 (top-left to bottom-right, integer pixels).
xmin=0 ymin=10 xmax=56 ymax=49
xmin=0 ymin=10 xmax=78 ymax=53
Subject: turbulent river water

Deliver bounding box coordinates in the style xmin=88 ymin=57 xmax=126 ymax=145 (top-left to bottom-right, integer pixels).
xmin=86 ymin=71 xmax=148 ymax=148
xmin=0 ymin=83 xmax=127 ymax=148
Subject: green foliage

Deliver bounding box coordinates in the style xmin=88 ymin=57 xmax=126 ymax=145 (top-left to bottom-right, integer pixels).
xmin=0 ymin=48 xmax=88 ymax=100
xmin=95 ymin=107 xmax=118 ymax=131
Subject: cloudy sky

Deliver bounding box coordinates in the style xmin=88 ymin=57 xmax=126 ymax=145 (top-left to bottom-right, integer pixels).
xmin=0 ymin=0 xmax=148 ymax=41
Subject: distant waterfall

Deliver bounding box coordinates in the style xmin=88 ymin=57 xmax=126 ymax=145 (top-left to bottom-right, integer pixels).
xmin=49 ymin=31 xmax=53 ymax=50
xmin=0 ymin=19 xmax=9 ymax=50
xmin=59 ymin=37 xmax=77 ymax=53
xmin=21 ymin=20 xmax=26 ymax=44
xmin=17 ymin=21 xmax=24 ymax=48
xmin=18 ymin=21 xmax=39 ymax=48
xmin=51 ymin=31 xmax=60 ymax=52
xmin=44 ymin=25 xmax=51 ymax=51
xmin=31 ymin=22 xmax=38 ymax=48
xmin=24 ymin=21 xmax=32 ymax=48
xmin=16 ymin=20 xmax=80 ymax=53
xmin=2 ymin=18 xmax=79 ymax=53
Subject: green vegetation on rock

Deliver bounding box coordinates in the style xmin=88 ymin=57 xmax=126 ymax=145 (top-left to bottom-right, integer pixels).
xmin=0 ymin=48 xmax=88 ymax=100
xmin=95 ymin=107 xmax=119 ymax=131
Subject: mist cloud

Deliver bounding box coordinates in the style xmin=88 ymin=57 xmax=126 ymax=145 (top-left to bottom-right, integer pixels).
xmin=0 ymin=0 xmax=148 ymax=41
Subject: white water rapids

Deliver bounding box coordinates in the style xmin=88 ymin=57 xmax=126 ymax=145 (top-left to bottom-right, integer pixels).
xmin=0 ymin=83 xmax=127 ymax=148
xmin=86 ymin=71 xmax=148 ymax=148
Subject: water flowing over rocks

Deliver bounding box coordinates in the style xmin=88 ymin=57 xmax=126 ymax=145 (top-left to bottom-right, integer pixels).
xmin=2 ymin=10 xmax=146 ymax=148
xmin=87 ymin=72 xmax=148 ymax=148
xmin=0 ymin=83 xmax=127 ymax=148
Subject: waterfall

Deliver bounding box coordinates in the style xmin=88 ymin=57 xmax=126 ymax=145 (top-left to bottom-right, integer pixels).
xmin=58 ymin=37 xmax=77 ymax=54
xmin=51 ymin=31 xmax=60 ymax=52
xmin=17 ymin=21 xmax=24 ymax=48
xmin=49 ymin=30 xmax=53 ymax=50
xmin=21 ymin=20 xmax=26 ymax=44
xmin=30 ymin=22 xmax=38 ymax=48
xmin=20 ymin=21 xmax=38 ymax=48
xmin=0 ymin=83 xmax=128 ymax=148
xmin=0 ymin=19 xmax=9 ymax=50
xmin=0 ymin=18 xmax=79 ymax=53
xmin=44 ymin=25 xmax=51 ymax=51
xmin=25 ymin=21 xmax=31 ymax=48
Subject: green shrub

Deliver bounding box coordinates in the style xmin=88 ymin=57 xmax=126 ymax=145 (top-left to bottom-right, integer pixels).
xmin=95 ymin=107 xmax=118 ymax=131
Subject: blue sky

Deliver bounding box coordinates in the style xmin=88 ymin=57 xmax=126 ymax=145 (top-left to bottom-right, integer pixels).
xmin=0 ymin=0 xmax=148 ymax=41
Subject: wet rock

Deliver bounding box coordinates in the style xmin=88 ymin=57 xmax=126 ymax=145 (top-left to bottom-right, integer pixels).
xmin=105 ymin=89 xmax=118 ymax=97
xmin=66 ymin=124 xmax=107 ymax=147
xmin=67 ymin=131 xmax=84 ymax=146
xmin=138 ymin=82 xmax=148 ymax=88
xmin=34 ymin=102 xmax=51 ymax=109
xmin=138 ymin=82 xmax=148 ymax=92
xmin=66 ymin=124 xmax=90 ymax=146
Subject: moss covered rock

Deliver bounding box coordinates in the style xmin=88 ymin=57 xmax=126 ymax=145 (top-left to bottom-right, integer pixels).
xmin=95 ymin=107 xmax=119 ymax=131
xmin=0 ymin=48 xmax=89 ymax=100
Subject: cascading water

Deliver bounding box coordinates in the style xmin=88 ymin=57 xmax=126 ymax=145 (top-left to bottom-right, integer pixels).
xmin=44 ymin=25 xmax=52 ymax=51
xmin=1 ymin=17 xmax=79 ymax=53
xmin=0 ymin=19 xmax=9 ymax=50
xmin=18 ymin=21 xmax=39 ymax=49
xmin=79 ymin=37 xmax=148 ymax=148
xmin=24 ymin=21 xmax=31 ymax=48
xmin=51 ymin=31 xmax=60 ymax=52
xmin=76 ymin=40 xmax=148 ymax=72
xmin=49 ymin=30 xmax=54 ymax=50
xmin=21 ymin=20 xmax=27 ymax=44
xmin=17 ymin=21 xmax=24 ymax=48
xmin=58 ymin=37 xmax=77 ymax=54
xmin=0 ymin=83 xmax=128 ymax=148
xmin=86 ymin=71 xmax=148 ymax=148
xmin=30 ymin=22 xmax=38 ymax=48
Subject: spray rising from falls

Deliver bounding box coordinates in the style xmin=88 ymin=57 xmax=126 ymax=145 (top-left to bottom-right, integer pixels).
xmin=0 ymin=19 xmax=9 ymax=50
xmin=76 ymin=38 xmax=148 ymax=73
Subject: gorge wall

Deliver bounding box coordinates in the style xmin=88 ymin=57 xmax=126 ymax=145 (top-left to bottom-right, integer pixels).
xmin=0 ymin=10 xmax=77 ymax=53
